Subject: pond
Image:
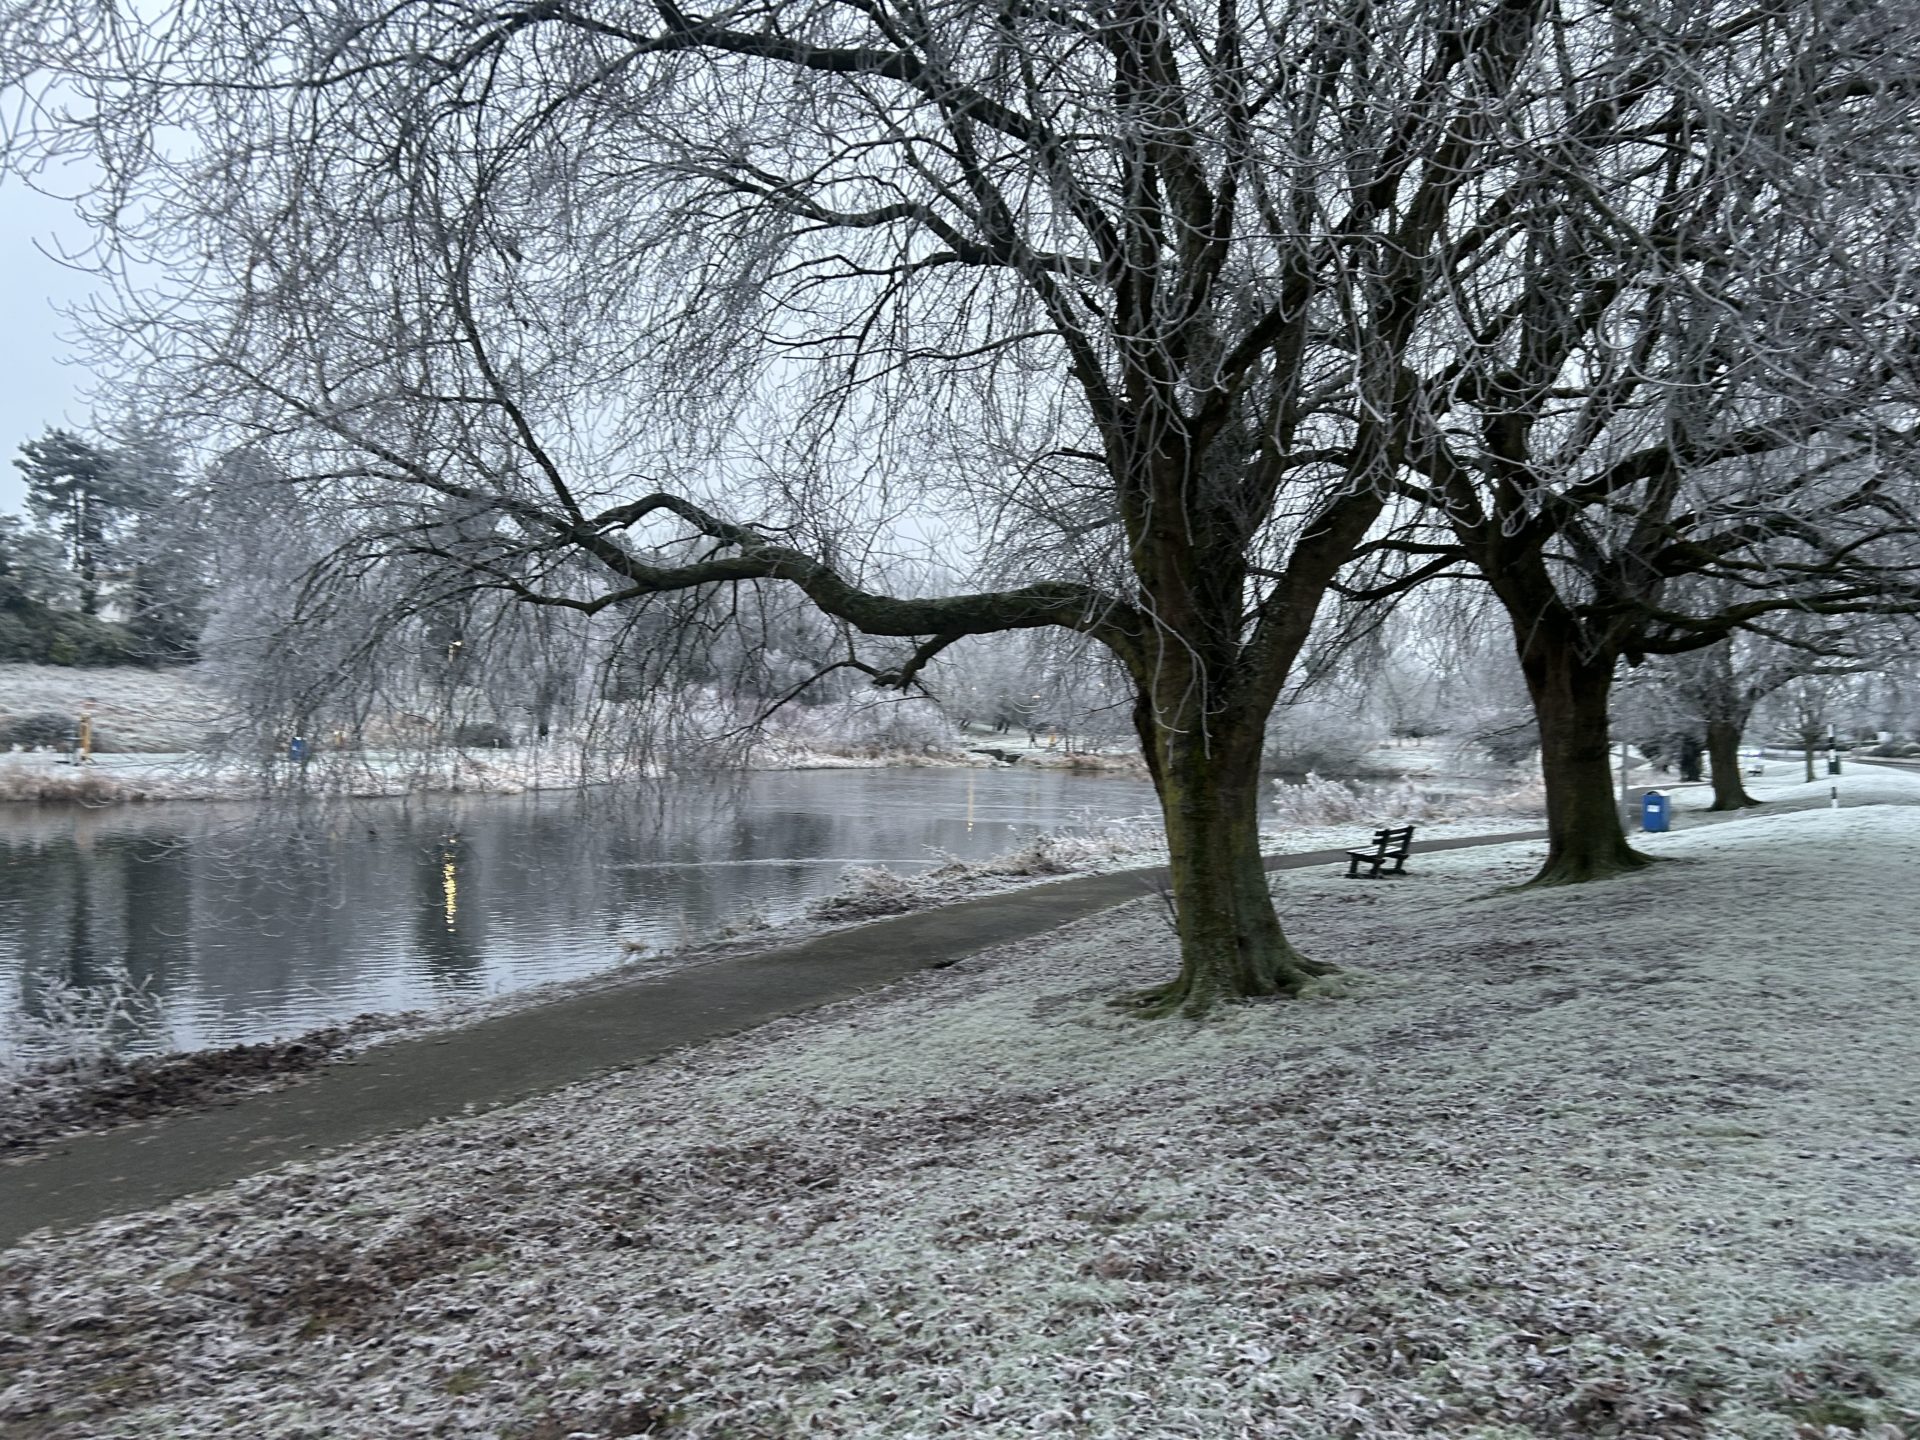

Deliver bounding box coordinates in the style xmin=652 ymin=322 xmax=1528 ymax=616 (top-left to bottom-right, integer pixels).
xmin=0 ymin=767 xmax=1163 ymax=1058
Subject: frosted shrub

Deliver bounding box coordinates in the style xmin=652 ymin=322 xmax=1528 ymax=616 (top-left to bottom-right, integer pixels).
xmin=1269 ymin=772 xmax=1453 ymax=827
xmin=804 ymin=819 xmax=1167 ymax=927
xmin=931 ymin=817 xmax=1167 ymax=879
xmin=1263 ymin=698 xmax=1383 ymax=775
xmin=0 ymin=711 xmax=75 ymax=750
xmin=806 ymin=866 xmax=922 ymax=922
xmin=1001 ymin=816 xmax=1165 ymax=868
xmin=4 ymin=963 xmax=166 ymax=1078
xmin=768 ymin=695 xmax=955 ymax=759
xmin=0 ymin=762 xmax=140 ymax=804
xmin=965 ymin=833 xmax=1073 ymax=878
xmin=1481 ymin=775 xmax=1549 ymax=817
xmin=1269 ymin=771 xmax=1548 ymax=828
xmin=715 ymin=907 xmax=773 ymax=940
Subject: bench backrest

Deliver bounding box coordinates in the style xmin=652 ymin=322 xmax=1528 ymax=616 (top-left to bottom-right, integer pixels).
xmin=1372 ymin=825 xmax=1415 ymax=846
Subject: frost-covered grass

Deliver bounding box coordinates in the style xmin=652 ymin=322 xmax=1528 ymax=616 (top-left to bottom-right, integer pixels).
xmin=0 ymin=965 xmax=171 ymax=1146
xmin=5 ymin=804 xmax=1918 ymax=1438
xmin=0 ymin=663 xmax=225 ymax=753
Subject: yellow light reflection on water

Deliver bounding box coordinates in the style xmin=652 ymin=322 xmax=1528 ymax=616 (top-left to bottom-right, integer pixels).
xmin=441 ymin=859 xmax=459 ymax=928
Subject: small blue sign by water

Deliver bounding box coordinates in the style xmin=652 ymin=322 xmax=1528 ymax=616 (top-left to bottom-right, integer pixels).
xmin=1641 ymin=790 xmax=1670 ymax=833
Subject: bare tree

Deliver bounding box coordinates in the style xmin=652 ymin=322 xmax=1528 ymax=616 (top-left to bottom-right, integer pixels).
xmin=14 ymin=0 xmax=1918 ymax=999
xmin=1367 ymin=1 xmax=1920 ymax=882
xmin=14 ymin=429 xmax=120 ymax=617
xmin=1425 ymin=433 xmax=1920 ymax=878
xmin=1637 ymin=604 xmax=1900 ymax=809
xmin=1761 ymin=674 xmax=1845 ymax=785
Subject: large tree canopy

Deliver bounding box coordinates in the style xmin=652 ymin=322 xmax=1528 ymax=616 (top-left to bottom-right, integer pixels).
xmin=1371 ymin=11 xmax=1920 ymax=879
xmin=8 ymin=0 xmax=1919 ymax=1006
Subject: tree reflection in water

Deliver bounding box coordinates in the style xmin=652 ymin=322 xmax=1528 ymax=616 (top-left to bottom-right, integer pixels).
xmin=0 ymin=768 xmax=1158 ymax=1057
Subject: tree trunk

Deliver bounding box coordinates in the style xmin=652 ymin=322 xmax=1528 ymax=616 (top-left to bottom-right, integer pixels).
xmin=1676 ymin=733 xmax=1703 ymax=783
xmin=1706 ymin=718 xmax=1759 ymax=810
xmin=76 ymin=497 xmax=101 ymax=618
xmin=1522 ymin=644 xmax=1655 ymax=886
xmin=1125 ymin=697 xmax=1331 ymax=1016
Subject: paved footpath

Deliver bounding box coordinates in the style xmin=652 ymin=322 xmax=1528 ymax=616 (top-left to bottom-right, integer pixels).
xmin=0 ymin=831 xmax=1555 ymax=1248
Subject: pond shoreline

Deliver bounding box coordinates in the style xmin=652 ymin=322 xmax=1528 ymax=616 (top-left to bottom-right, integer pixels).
xmin=0 ymin=808 xmax=1566 ymax=1162
xmin=0 ymin=739 xmax=1148 ymax=805
xmin=0 ymin=768 xmax=1179 ymax=1070
xmin=1 ymin=828 xmax=1188 ymax=1168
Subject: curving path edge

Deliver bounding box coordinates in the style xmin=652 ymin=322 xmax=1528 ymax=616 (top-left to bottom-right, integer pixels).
xmin=0 ymin=830 xmax=1547 ymax=1249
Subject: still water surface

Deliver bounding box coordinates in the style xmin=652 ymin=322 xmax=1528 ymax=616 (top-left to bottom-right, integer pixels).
xmin=0 ymin=768 xmax=1160 ymax=1056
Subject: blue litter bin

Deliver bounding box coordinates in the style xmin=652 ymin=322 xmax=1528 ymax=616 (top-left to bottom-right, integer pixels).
xmin=1641 ymin=790 xmax=1670 ymax=833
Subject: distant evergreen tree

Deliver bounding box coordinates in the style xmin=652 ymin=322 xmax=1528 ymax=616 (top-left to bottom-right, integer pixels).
xmin=14 ymin=428 xmax=123 ymax=616
xmin=7 ymin=423 xmax=212 ymax=662
xmin=0 ymin=510 xmax=146 ymax=665
xmin=0 ymin=514 xmax=71 ymax=608
xmin=108 ymin=425 xmax=211 ymax=658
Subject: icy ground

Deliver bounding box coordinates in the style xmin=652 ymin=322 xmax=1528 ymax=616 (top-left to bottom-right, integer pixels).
xmin=4 ymin=802 xmax=1918 ymax=1438
xmin=1669 ymin=759 xmax=1920 ymax=814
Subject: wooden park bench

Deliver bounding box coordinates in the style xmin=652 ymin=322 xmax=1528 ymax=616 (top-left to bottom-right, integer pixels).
xmin=1345 ymin=824 xmax=1415 ymax=878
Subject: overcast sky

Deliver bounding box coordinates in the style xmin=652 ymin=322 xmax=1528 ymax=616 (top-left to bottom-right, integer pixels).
xmin=0 ymin=175 xmax=105 ymax=515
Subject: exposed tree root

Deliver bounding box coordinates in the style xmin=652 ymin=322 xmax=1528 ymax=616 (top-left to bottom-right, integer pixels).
xmin=1115 ymin=950 xmax=1339 ymax=1018
xmin=1516 ymin=844 xmax=1663 ymax=888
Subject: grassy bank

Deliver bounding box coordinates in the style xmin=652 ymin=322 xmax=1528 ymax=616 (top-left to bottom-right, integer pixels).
xmin=0 ymin=663 xmax=223 ymax=755
xmin=3 ymin=802 xmax=1917 ymax=1437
